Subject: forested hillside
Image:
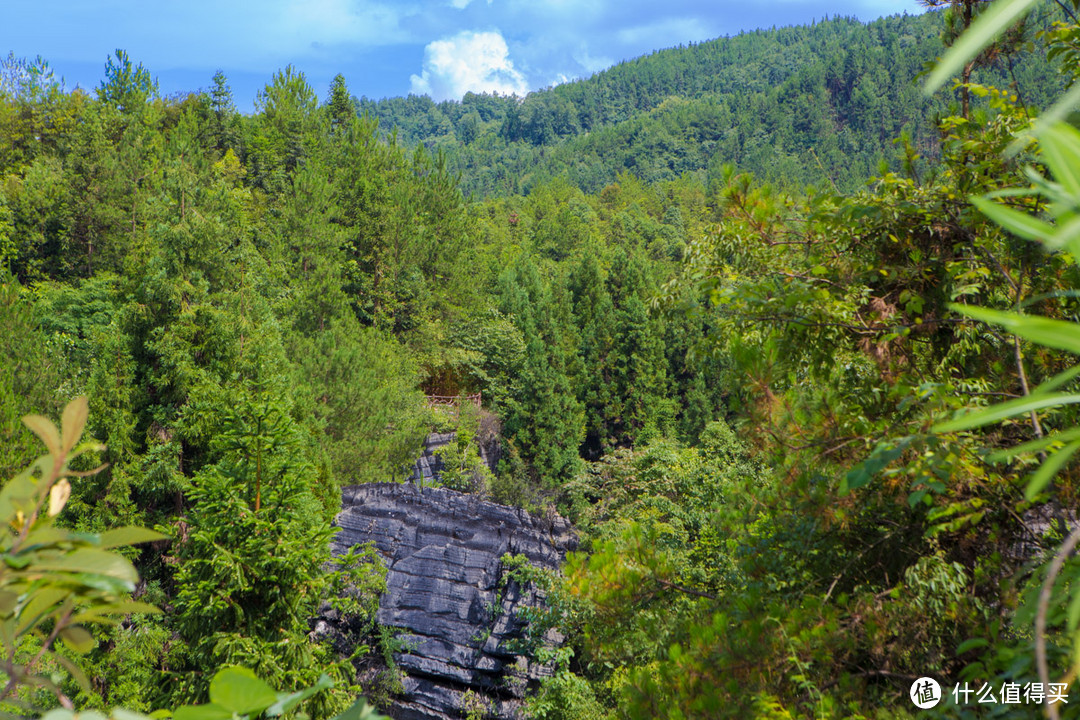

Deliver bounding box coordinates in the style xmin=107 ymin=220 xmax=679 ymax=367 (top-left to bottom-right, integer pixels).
xmin=3 ymin=1 xmax=1080 ymax=719
xmin=359 ymin=10 xmax=1062 ymax=196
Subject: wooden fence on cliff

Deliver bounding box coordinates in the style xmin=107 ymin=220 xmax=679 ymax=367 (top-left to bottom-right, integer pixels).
xmin=424 ymin=393 xmax=482 ymax=418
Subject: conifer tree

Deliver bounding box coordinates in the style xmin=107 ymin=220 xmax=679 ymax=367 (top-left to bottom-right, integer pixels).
xmin=498 ymin=257 xmax=584 ymax=485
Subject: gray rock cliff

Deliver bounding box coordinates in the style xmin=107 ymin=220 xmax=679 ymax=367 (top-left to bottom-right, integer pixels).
xmin=326 ymin=483 xmax=577 ymax=719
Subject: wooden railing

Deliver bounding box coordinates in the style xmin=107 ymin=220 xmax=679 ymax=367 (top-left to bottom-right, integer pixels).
xmin=424 ymin=393 xmax=482 ymax=415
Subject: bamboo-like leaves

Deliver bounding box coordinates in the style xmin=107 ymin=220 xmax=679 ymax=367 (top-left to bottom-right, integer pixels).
xmin=934 ymin=121 xmax=1080 ymax=503
xmin=948 ymin=304 xmax=1080 ymax=356
xmin=1041 ymin=123 xmax=1080 ymax=196
xmin=923 ymin=0 xmax=1041 ymax=95
xmin=969 ymin=196 xmax=1054 ymax=243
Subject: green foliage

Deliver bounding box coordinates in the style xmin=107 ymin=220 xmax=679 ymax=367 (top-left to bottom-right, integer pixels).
xmin=433 ymin=401 xmax=493 ymax=493
xmin=167 ymin=391 xmax=349 ymax=711
xmin=362 ymin=11 xmax=1062 ymax=198
xmin=525 ymin=671 xmax=609 ymax=720
xmin=0 ymin=398 xmax=163 ymax=713
xmin=97 ymin=50 xmax=157 ymax=113
xmin=498 ymin=257 xmax=585 ymax=486
xmin=4 ymin=8 xmax=1080 ymax=716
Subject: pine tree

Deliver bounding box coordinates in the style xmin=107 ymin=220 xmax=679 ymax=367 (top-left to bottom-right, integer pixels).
xmin=498 ymin=257 xmax=584 ymax=485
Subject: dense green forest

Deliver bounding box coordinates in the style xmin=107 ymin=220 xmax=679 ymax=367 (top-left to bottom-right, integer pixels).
xmin=4 ymin=2 xmax=1080 ymax=719
xmin=358 ymin=10 xmax=1063 ymax=197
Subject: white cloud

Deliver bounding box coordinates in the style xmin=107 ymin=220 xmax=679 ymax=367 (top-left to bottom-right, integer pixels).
xmin=410 ymin=30 xmax=527 ymax=100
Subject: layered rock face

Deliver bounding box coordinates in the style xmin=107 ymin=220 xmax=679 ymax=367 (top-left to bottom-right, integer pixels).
xmin=329 ymin=483 xmax=577 ymax=719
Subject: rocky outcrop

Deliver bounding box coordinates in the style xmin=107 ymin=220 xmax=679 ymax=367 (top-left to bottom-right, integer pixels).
xmin=408 ymin=432 xmax=501 ymax=487
xmin=328 ymin=483 xmax=577 ymax=719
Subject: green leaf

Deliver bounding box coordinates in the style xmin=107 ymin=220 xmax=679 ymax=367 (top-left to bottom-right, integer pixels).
xmin=72 ymin=601 xmax=160 ymax=624
xmin=33 ymin=549 xmax=138 ymax=584
xmin=934 ymin=393 xmax=1080 ymax=433
xmin=1067 ymin=584 xmax=1080 ymax=632
xmin=1033 ymin=363 xmax=1080 ymax=395
xmin=986 ymin=428 xmax=1080 ymax=462
xmin=923 ymin=0 xmax=1039 ymax=94
xmin=172 ymin=703 xmax=233 ymax=720
xmin=956 ymin=638 xmax=989 ymax=654
xmin=40 ymin=710 xmax=76 ymax=720
xmin=60 ymin=397 xmax=88 ymax=455
xmin=23 ymin=414 xmax=61 ymax=457
xmin=1008 ymin=85 xmax=1080 ymax=156
xmin=951 ymin=304 xmax=1080 ymax=356
xmin=841 ymin=439 xmax=910 ymax=494
xmin=330 ymin=698 xmax=388 ymax=720
xmin=111 ymin=709 xmax=157 ymax=720
xmin=1045 ymin=213 xmax=1080 ymax=259
xmin=970 ymin=196 xmax=1053 ymax=243
xmin=24 ymin=525 xmax=74 ymax=548
xmin=0 ymin=469 xmax=39 ymax=522
xmin=265 ymin=674 xmax=334 ymax=717
xmin=59 ymin=625 xmax=96 ymax=654
xmin=97 ymin=526 xmax=168 ymax=549
xmin=209 ymin=666 xmax=278 ymax=715
xmin=16 ymin=587 xmax=70 ymax=635
xmin=1024 ymin=439 xmax=1080 ymax=500
xmin=1039 ymin=123 xmax=1080 ymax=197
xmin=54 ymin=653 xmax=91 ymax=691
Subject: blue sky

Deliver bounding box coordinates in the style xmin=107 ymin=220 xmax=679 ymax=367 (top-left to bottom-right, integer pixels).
xmin=3 ymin=0 xmax=925 ymax=111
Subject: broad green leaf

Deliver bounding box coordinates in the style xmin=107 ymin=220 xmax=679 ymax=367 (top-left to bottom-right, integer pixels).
xmin=330 ymin=698 xmax=388 ymax=720
xmin=172 ymin=703 xmax=232 ymax=720
xmin=40 ymin=710 xmax=76 ymax=720
xmin=17 ymin=587 xmax=70 ymax=635
xmin=59 ymin=625 xmax=96 ymax=654
xmin=54 ymin=652 xmax=91 ymax=691
xmin=209 ymin=666 xmax=278 ymax=715
xmin=23 ymin=524 xmax=72 ymax=548
xmin=970 ymin=196 xmax=1053 ymax=242
xmin=33 ymin=549 xmax=138 ymax=584
xmin=64 ymin=571 xmax=136 ymax=595
xmin=1039 ymin=123 xmax=1080 ymax=197
xmin=265 ymin=674 xmax=333 ymax=717
xmin=1045 ymin=213 xmax=1080 ymax=258
xmin=0 ymin=470 xmax=38 ymax=523
xmin=60 ymin=397 xmax=88 ymax=455
xmin=112 ymin=710 xmax=156 ymax=720
xmin=97 ymin=526 xmax=168 ymax=549
xmin=934 ymin=393 xmax=1080 ymax=433
xmin=1033 ymin=363 xmax=1080 ymax=395
xmin=22 ymin=414 xmax=61 ymax=457
xmin=956 ymin=638 xmax=989 ymax=654
xmin=73 ymin=601 xmax=160 ymax=624
xmin=1008 ymin=83 xmax=1080 ymax=156
xmin=951 ymin=304 xmax=1080 ymax=356
xmin=987 ymin=427 xmax=1080 ymax=462
xmin=1024 ymin=439 xmax=1080 ymax=500
xmin=0 ymin=590 xmax=16 ymax=614
xmin=924 ymin=0 xmax=1039 ymax=94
